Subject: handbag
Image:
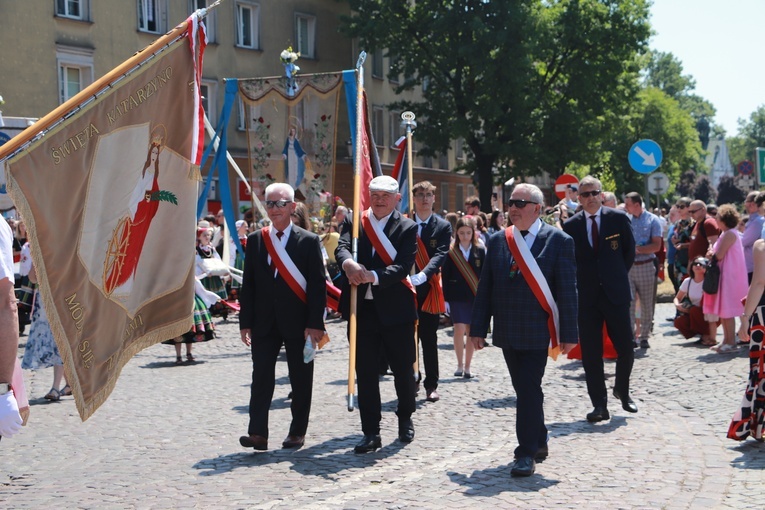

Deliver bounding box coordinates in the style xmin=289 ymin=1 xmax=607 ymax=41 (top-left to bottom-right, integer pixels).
xmin=200 ymin=256 xmax=229 ymax=277
xmin=702 ymin=255 xmax=720 ymax=294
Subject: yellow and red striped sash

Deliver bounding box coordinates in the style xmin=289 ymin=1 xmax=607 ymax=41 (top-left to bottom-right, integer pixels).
xmin=447 ymin=247 xmax=479 ymax=296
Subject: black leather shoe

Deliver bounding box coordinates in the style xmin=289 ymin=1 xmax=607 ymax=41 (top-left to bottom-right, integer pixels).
xmin=586 ymin=406 xmax=610 ymax=422
xmin=353 ymin=434 xmax=382 ymax=454
xmin=510 ymin=456 xmax=536 ymax=477
xmin=398 ymin=418 xmax=415 ymax=443
xmin=613 ymin=390 xmax=638 ymax=413
xmin=535 ymin=443 xmax=549 ymax=462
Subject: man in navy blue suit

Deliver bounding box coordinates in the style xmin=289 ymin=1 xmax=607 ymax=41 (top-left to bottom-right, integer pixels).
xmin=563 ymin=176 xmax=637 ymax=423
xmin=470 ymin=183 xmax=578 ymax=477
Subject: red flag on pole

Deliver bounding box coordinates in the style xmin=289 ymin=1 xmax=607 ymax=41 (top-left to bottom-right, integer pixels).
xmin=358 ymin=91 xmax=382 ymax=212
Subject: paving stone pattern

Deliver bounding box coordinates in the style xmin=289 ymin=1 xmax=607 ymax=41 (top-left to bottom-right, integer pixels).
xmin=2 ymin=303 xmax=763 ymax=509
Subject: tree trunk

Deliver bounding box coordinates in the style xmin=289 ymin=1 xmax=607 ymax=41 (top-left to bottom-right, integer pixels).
xmin=473 ymin=155 xmax=495 ymax=213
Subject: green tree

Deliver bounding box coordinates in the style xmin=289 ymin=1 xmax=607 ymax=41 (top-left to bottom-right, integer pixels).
xmin=693 ymin=174 xmax=716 ymax=204
xmin=716 ymin=175 xmax=745 ymax=206
xmin=340 ymin=0 xmax=651 ymax=210
xmin=675 ymin=169 xmax=697 ymax=199
xmin=729 ymin=105 xmax=765 ymax=166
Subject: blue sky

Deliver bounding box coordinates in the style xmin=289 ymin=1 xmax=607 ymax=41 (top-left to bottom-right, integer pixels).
xmin=650 ymin=0 xmax=765 ymax=137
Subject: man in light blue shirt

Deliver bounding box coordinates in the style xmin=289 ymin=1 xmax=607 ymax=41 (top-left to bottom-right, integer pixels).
xmin=624 ymin=192 xmax=662 ymax=349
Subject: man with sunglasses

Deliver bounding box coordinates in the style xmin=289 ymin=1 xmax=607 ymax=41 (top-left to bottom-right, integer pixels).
xmin=563 ymin=176 xmax=637 ymax=423
xmin=687 ymin=199 xmax=719 ymax=262
xmin=239 ymin=183 xmax=327 ymax=452
xmin=469 ymin=184 xmax=578 ymax=477
xmin=336 ymin=175 xmax=419 ymax=454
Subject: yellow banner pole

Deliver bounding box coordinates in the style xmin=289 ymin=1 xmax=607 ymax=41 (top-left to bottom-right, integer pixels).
xmin=347 ymin=52 xmax=366 ymax=412
xmin=401 ymin=112 xmax=419 ymax=379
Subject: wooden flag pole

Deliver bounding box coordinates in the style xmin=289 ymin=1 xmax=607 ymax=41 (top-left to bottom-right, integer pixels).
xmin=401 ymin=112 xmax=419 ymax=379
xmin=347 ymin=51 xmax=367 ymax=412
xmin=0 ymin=1 xmax=225 ymax=163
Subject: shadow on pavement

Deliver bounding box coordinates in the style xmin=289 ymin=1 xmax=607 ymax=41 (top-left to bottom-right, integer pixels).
xmin=447 ymin=466 xmax=559 ymax=495
xmin=695 ymin=350 xmax=747 ymax=364
xmin=193 ymin=434 xmax=408 ymax=479
xmin=730 ymin=441 xmax=765 ymax=470
xmin=139 ymin=360 xmax=208 ymax=369
xmin=475 ymin=396 xmax=516 ymax=409
xmin=547 ymin=415 xmax=628 ymax=437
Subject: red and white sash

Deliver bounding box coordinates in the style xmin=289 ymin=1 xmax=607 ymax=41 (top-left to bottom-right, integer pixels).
xmin=262 ymin=226 xmax=307 ymax=304
xmin=505 ymin=225 xmax=561 ymax=360
xmin=361 ymin=210 xmax=416 ymax=295
xmin=415 ymin=236 xmax=446 ymax=314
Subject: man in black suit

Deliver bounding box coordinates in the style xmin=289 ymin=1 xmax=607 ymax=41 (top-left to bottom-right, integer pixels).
xmin=470 ymin=183 xmax=578 ymax=477
xmin=239 ymin=183 xmax=326 ymax=451
xmin=410 ymin=181 xmax=452 ymax=402
xmin=563 ymin=176 xmax=637 ymax=423
xmin=336 ymin=175 xmax=418 ymax=454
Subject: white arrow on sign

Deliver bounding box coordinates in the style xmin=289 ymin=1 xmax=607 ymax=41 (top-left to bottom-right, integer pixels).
xmin=634 ymin=146 xmax=657 ymax=167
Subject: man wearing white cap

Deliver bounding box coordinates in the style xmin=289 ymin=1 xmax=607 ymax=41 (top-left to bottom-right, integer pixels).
xmin=336 ymin=175 xmax=419 ymax=454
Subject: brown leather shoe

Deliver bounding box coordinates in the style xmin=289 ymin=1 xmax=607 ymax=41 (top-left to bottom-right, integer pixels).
xmin=281 ymin=435 xmax=305 ymax=449
xmin=239 ymin=434 xmax=268 ymax=451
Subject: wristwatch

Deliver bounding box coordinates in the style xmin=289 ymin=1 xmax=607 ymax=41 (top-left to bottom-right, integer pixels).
xmin=0 ymin=383 xmax=11 ymax=396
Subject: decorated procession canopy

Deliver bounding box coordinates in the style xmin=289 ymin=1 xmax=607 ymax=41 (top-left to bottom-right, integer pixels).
xmin=238 ymin=70 xmax=344 ymax=220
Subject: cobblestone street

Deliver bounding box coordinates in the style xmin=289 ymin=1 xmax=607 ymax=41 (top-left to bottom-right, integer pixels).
xmin=2 ymin=302 xmax=763 ymax=509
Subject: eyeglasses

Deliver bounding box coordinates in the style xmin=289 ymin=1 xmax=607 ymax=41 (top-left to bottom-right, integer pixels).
xmin=688 ymin=208 xmax=702 ymax=214
xmin=507 ymin=199 xmax=539 ymax=209
xmin=692 ymin=262 xmax=707 ymax=268
xmin=579 ymin=190 xmax=601 ymax=198
xmin=265 ymin=200 xmax=292 ymax=209
xmin=676 ymin=204 xmax=687 ymax=209
xmin=415 ymin=193 xmax=434 ymax=199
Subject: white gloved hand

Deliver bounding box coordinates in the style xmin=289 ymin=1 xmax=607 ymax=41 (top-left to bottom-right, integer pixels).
xmin=445 ymin=302 xmax=451 ymax=315
xmin=410 ymin=272 xmax=427 ymax=286
xmin=0 ymin=391 xmax=23 ymax=438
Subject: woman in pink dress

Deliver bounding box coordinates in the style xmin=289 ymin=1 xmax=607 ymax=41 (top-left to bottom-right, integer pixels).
xmin=703 ymin=204 xmax=748 ymax=353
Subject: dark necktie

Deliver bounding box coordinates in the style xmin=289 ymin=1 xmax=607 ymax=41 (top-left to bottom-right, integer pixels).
xmin=590 ymin=215 xmax=599 ymax=252
xmin=520 ymin=230 xmax=529 ymax=238
xmin=270 ymin=231 xmax=284 ymax=274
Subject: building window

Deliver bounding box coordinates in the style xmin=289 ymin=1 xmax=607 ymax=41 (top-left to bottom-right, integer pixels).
xmin=456 ymin=184 xmax=465 ymax=213
xmin=56 ymin=46 xmax=94 ymax=103
xmin=138 ymin=0 xmax=166 ymax=34
xmin=295 ymin=14 xmax=316 ymax=58
xmin=191 ymin=0 xmax=216 ymax=42
xmin=467 ymin=185 xmax=476 ymax=198
xmin=372 ymin=106 xmax=385 ymax=147
xmin=372 ymin=49 xmax=384 ymax=79
xmin=388 ymin=53 xmax=399 ymax=84
xmin=56 ymin=0 xmax=89 ymax=20
xmin=389 ymin=110 xmax=402 ymax=148
xmin=235 ymin=2 xmax=259 ymax=49
xmin=438 ymin=153 xmax=448 ymax=169
xmin=440 ymin=183 xmax=449 ymax=212
xmin=455 ymin=138 xmax=465 ymax=161
xmin=237 ymin=99 xmax=262 ymax=131
xmin=200 ymin=81 xmax=217 ymax=126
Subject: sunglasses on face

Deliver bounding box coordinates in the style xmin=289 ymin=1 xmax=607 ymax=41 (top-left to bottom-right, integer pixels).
xmin=692 ymin=262 xmax=707 ymax=268
xmin=676 ymin=204 xmax=687 ymax=209
xmin=688 ymin=208 xmax=703 ymax=214
xmin=265 ymin=200 xmax=292 ymax=209
xmin=507 ymin=199 xmax=539 ymax=209
xmin=579 ymin=190 xmax=601 ymax=198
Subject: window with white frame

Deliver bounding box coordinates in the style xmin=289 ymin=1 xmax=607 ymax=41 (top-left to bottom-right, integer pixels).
xmin=191 ymin=0 xmax=216 ymax=42
xmin=389 ymin=110 xmax=402 ymax=148
xmin=200 ymin=81 xmax=217 ymax=126
xmin=440 ymin=182 xmax=449 ymax=212
xmin=455 ymin=138 xmax=465 ymax=161
xmin=372 ymin=49 xmax=384 ymax=79
xmin=372 ymin=106 xmax=385 ymax=147
xmin=56 ymin=46 xmax=94 ymax=103
xmin=295 ymin=14 xmax=316 ymax=58
xmin=456 ymin=184 xmax=465 ymax=212
xmin=237 ymin=98 xmax=263 ymax=131
xmin=138 ymin=0 xmax=166 ymax=34
xmin=56 ymin=0 xmax=89 ymax=20
xmin=235 ymin=1 xmax=259 ymax=49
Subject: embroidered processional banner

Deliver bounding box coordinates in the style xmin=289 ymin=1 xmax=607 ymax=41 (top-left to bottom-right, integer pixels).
xmin=1 ymin=17 xmax=207 ymax=420
xmin=238 ymin=74 xmax=343 ymax=221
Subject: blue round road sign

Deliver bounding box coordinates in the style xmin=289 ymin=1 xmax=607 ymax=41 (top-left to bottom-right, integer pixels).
xmin=628 ymin=139 xmax=663 ymax=174
xmin=738 ymin=160 xmax=754 ymax=175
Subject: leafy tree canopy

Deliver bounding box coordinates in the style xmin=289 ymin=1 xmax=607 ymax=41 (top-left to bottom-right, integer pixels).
xmin=340 ymin=0 xmax=651 ymax=210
